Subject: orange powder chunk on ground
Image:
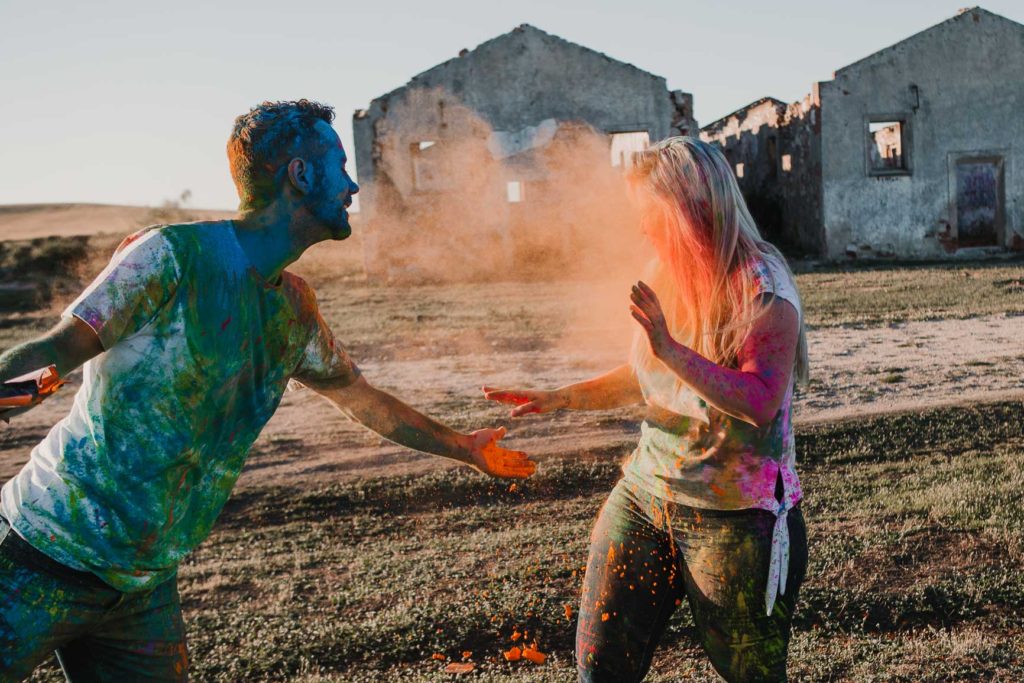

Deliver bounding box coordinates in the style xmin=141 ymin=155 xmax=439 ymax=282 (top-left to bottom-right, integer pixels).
xmin=522 ymin=646 xmax=547 ymax=664
xmin=431 ymin=653 xmax=446 ymax=661
xmin=510 ymin=629 xmax=522 ymax=641
xmin=601 ymin=612 xmax=610 ymax=622
xmin=444 ymin=662 xmax=475 ymax=674
xmin=503 ymin=646 xmax=522 ymax=662
xmin=564 ymin=604 xmax=573 ymax=620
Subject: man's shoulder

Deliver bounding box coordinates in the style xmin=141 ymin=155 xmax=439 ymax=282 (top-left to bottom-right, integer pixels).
xmin=124 ymin=221 xmax=240 ymax=266
xmin=280 ymin=271 xmax=316 ymax=302
xmin=279 ymin=272 xmax=324 ymax=324
xmin=113 ymin=224 xmax=166 ymax=255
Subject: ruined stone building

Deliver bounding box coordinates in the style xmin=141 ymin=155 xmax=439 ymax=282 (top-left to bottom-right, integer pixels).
xmin=701 ymin=7 xmax=1024 ymax=259
xmin=353 ymin=24 xmax=696 ymax=279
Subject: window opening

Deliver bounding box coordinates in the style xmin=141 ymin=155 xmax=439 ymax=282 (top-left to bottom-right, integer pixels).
xmin=610 ymin=131 xmax=650 ymax=168
xmin=507 ymin=181 xmax=524 ymax=203
xmin=868 ymin=121 xmax=907 ymax=173
xmin=411 ymin=141 xmax=443 ymax=191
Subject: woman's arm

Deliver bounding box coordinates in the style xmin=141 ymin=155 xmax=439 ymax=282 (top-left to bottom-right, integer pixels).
xmin=484 ymin=363 xmax=644 ymax=418
xmin=630 ymin=281 xmax=798 ymax=428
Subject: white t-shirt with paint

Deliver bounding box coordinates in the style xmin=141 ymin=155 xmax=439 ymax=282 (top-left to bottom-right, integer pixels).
xmin=622 ymin=251 xmax=803 ymax=614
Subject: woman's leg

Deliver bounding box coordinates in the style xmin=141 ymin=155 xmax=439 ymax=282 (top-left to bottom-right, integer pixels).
xmin=576 ymin=480 xmax=685 ymax=683
xmin=675 ymin=506 xmax=808 ymax=683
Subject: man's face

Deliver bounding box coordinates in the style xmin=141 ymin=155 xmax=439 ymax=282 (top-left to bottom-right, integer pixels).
xmin=306 ymin=120 xmax=359 ymax=240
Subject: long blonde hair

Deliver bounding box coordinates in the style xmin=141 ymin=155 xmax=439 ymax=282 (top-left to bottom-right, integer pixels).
xmin=628 ymin=137 xmax=809 ymax=386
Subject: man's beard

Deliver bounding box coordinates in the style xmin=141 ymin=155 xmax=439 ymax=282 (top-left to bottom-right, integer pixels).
xmin=308 ymin=184 xmax=351 ymax=240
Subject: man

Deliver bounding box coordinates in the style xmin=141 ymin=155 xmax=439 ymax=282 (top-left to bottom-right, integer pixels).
xmin=0 ymin=100 xmax=535 ymax=681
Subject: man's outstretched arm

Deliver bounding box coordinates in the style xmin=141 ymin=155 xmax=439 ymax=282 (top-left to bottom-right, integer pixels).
xmin=0 ymin=317 xmax=103 ymax=421
xmin=308 ymin=376 xmax=536 ymax=479
xmin=0 ymin=317 xmax=103 ymax=383
xmin=0 ymin=227 xmax=176 ymax=389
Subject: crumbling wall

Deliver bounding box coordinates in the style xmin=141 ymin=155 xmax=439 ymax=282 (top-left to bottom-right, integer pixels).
xmin=777 ymin=90 xmax=824 ymax=256
xmin=701 ymin=97 xmax=824 ymax=255
xmin=700 ymin=99 xmax=788 ymax=248
xmin=354 ymin=86 xmax=646 ymax=282
xmin=353 ymin=24 xmax=697 ymax=281
xmin=354 ymin=89 xmax=510 ymax=281
xmin=668 ymin=90 xmax=697 ymax=137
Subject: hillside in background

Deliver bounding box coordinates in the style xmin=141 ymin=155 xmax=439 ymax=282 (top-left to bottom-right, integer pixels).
xmin=0 ymin=203 xmax=367 ymax=315
xmin=0 ymin=203 xmax=236 ymax=241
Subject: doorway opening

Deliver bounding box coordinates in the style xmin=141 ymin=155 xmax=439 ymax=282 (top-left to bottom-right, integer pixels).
xmin=954 ymin=156 xmax=1005 ymax=247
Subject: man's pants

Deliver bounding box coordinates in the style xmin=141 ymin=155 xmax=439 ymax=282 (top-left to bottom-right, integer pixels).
xmin=0 ymin=517 xmax=188 ymax=682
xmin=575 ymin=479 xmax=808 ymax=683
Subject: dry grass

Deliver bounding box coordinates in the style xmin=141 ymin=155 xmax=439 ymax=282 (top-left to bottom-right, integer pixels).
xmin=4 ymin=224 xmax=1023 ymax=681
xmin=22 ymin=400 xmax=1024 ymax=682
xmin=796 ymin=260 xmax=1024 ymax=327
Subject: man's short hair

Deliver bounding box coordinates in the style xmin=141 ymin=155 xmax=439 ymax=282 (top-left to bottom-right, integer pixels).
xmin=228 ymin=100 xmax=335 ymax=209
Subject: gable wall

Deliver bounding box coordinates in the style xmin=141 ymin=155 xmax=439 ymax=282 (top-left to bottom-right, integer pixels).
xmin=820 ymin=9 xmax=1024 ymax=258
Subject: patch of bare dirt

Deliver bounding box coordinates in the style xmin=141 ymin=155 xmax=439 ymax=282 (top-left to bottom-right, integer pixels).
xmin=819 ymin=522 xmax=1010 ymax=594
xmin=1 ymin=293 xmax=1021 ymax=490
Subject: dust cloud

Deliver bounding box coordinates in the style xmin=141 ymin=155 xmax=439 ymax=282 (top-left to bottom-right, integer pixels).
xmin=358 ymin=87 xmax=656 ymax=360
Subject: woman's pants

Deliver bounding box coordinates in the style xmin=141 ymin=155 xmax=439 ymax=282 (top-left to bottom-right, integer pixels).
xmin=575 ymin=479 xmax=808 ymax=683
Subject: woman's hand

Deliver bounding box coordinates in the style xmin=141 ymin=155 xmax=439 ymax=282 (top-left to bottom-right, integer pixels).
xmin=482 ymin=386 xmax=569 ymax=417
xmin=630 ymin=280 xmax=678 ymax=360
xmin=465 ymin=427 xmax=536 ymax=479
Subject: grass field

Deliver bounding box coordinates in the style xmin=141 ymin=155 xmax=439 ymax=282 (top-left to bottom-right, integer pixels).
xmin=24 ymin=400 xmax=1022 ymax=682
xmin=4 ymin=230 xmax=1023 ymax=681
xmin=795 ymin=260 xmax=1024 ymax=327
xmin=183 ymin=400 xmax=1024 ymax=682
xmin=1 ymin=235 xmax=1022 ymax=359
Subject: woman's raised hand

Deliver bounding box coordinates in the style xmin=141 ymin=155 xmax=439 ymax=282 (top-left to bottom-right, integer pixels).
xmin=482 ymin=386 xmax=569 ymax=417
xmin=630 ymin=280 xmax=678 ymax=360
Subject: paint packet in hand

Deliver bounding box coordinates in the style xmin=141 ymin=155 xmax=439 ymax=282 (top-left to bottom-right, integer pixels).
xmin=0 ymin=365 xmax=64 ymax=423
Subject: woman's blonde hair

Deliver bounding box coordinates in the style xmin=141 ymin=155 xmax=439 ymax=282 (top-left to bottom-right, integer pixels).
xmin=627 ymin=137 xmax=809 ymax=386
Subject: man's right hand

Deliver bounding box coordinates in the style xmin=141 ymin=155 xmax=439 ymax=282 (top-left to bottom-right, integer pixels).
xmin=482 ymin=386 xmax=568 ymax=417
xmin=0 ymin=366 xmax=64 ymax=423
xmin=314 ymin=376 xmax=537 ymax=478
xmin=0 ymin=318 xmax=100 ymax=425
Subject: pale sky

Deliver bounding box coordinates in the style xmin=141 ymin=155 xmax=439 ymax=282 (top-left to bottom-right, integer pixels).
xmin=1 ymin=1 xmax=1020 ymax=210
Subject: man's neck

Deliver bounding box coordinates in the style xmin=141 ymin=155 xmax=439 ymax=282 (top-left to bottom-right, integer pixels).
xmin=231 ymin=203 xmax=323 ymax=283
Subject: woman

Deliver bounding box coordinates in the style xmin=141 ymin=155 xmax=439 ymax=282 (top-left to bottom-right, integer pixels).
xmin=484 ymin=137 xmax=809 ymax=682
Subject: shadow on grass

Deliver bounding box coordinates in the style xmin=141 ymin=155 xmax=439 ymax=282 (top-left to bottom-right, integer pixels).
xmin=796 ymin=400 xmax=1024 ymax=466
xmin=177 ymin=400 xmax=1024 ymax=681
xmin=219 ymin=459 xmax=623 ymax=529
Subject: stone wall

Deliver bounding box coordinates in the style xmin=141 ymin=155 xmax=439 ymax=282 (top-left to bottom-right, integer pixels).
xmin=351 ymin=24 xmax=698 ymax=279
xmin=819 ymin=8 xmax=1024 ymax=258
xmin=701 ymin=96 xmax=823 ymax=255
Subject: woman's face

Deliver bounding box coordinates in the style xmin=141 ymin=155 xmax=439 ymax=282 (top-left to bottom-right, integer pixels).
xmin=636 ymin=189 xmax=670 ymax=251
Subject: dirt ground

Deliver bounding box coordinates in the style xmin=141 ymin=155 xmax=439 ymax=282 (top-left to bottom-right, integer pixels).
xmin=3 ymin=285 xmax=1022 ymax=488
xmin=0 ymin=208 xmax=1021 ymax=485
xmin=2 ymin=206 xmax=1024 ymax=681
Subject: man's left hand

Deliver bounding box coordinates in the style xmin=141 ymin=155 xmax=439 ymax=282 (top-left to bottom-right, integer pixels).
xmin=466 ymin=427 xmax=536 ymax=479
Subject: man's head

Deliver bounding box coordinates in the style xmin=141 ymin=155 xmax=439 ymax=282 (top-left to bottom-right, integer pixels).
xmin=228 ymin=100 xmax=358 ymax=239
